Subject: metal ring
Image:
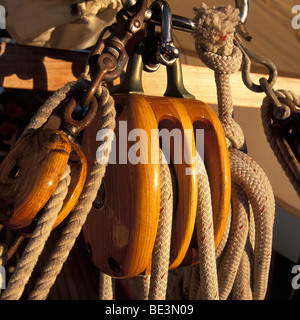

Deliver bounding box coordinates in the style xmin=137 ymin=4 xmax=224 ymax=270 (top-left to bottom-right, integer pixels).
xmin=61 ymin=96 xmax=98 ymax=138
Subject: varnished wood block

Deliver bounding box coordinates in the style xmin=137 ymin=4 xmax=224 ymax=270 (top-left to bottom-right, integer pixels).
xmin=0 ymin=129 xmax=71 ymax=230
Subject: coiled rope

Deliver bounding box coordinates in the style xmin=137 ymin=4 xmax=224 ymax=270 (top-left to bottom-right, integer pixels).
xmin=261 ymin=90 xmax=300 ymax=197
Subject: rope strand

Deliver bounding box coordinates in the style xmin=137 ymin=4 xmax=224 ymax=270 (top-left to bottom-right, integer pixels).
xmin=148 ymin=149 xmax=173 ymax=300
xmin=29 ymin=81 xmax=116 ymax=300
xmin=1 ymin=164 xmax=71 ymax=300
xmin=192 ymin=3 xmax=275 ymax=300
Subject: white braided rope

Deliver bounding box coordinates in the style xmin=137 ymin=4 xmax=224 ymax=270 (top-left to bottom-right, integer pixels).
xmin=148 ymin=149 xmax=173 ymax=300
xmin=190 ymin=3 xmax=275 ymax=300
xmin=217 ymin=182 xmax=250 ymax=299
xmin=230 ymin=149 xmax=275 ymax=299
xmin=232 ymin=240 xmax=253 ymax=300
xmin=1 ymin=164 xmax=71 ymax=300
xmin=194 ymin=152 xmax=219 ymax=300
xmin=136 ymin=275 xmax=150 ymax=300
xmin=99 ymin=272 xmax=115 ymax=300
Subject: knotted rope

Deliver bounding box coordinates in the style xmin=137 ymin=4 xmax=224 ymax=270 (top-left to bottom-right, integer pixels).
xmin=190 ymin=3 xmax=275 ymax=300
xmin=1 ymin=76 xmax=116 ymax=300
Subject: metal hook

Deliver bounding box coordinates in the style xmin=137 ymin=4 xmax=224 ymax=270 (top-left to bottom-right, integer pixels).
xmin=235 ymin=34 xmax=278 ymax=93
xmin=235 ymin=0 xmax=249 ymax=24
xmin=61 ymin=96 xmax=99 ymax=139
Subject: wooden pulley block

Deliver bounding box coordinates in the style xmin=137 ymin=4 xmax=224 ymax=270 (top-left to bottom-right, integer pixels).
xmin=82 ymin=40 xmax=230 ymax=278
xmin=0 ymin=97 xmax=91 ymax=236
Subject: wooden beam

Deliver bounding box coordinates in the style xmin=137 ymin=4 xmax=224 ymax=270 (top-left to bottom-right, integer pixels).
xmin=1 ymin=42 xmax=300 ymax=107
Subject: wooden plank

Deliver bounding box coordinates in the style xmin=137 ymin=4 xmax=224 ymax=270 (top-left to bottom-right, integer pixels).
xmin=143 ymin=64 xmax=300 ymax=109
xmin=0 ymin=42 xmax=87 ymax=91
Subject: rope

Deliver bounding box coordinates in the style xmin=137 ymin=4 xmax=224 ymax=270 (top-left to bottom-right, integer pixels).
xmin=1 ymin=164 xmax=71 ymax=300
xmin=261 ymin=90 xmax=300 ymax=197
xmin=230 ymin=148 xmax=275 ymax=299
xmin=148 ymin=149 xmax=173 ymax=300
xmin=217 ymin=182 xmax=249 ymax=299
xmin=99 ymin=272 xmax=115 ymax=300
xmin=191 ymin=3 xmax=275 ymax=300
xmin=194 ymin=152 xmax=219 ymax=300
xmin=231 ymin=244 xmax=253 ymax=300
xmin=136 ymin=275 xmax=150 ymax=300
xmin=28 ymin=79 xmax=116 ymax=300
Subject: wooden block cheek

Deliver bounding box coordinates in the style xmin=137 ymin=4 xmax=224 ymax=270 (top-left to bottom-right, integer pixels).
xmin=82 ymin=95 xmax=161 ymax=278
xmin=0 ymin=129 xmax=72 ymax=230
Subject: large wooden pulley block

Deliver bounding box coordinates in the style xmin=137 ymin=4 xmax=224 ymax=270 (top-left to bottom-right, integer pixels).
xmin=82 ymin=41 xmax=230 ymax=278
xmin=0 ymin=128 xmax=87 ymax=235
xmin=82 ymin=94 xmax=199 ymax=278
xmin=82 ymin=87 xmax=230 ymax=278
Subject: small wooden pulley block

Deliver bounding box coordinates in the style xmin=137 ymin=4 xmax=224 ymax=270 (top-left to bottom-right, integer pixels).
xmin=0 ymin=96 xmax=90 ymax=236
